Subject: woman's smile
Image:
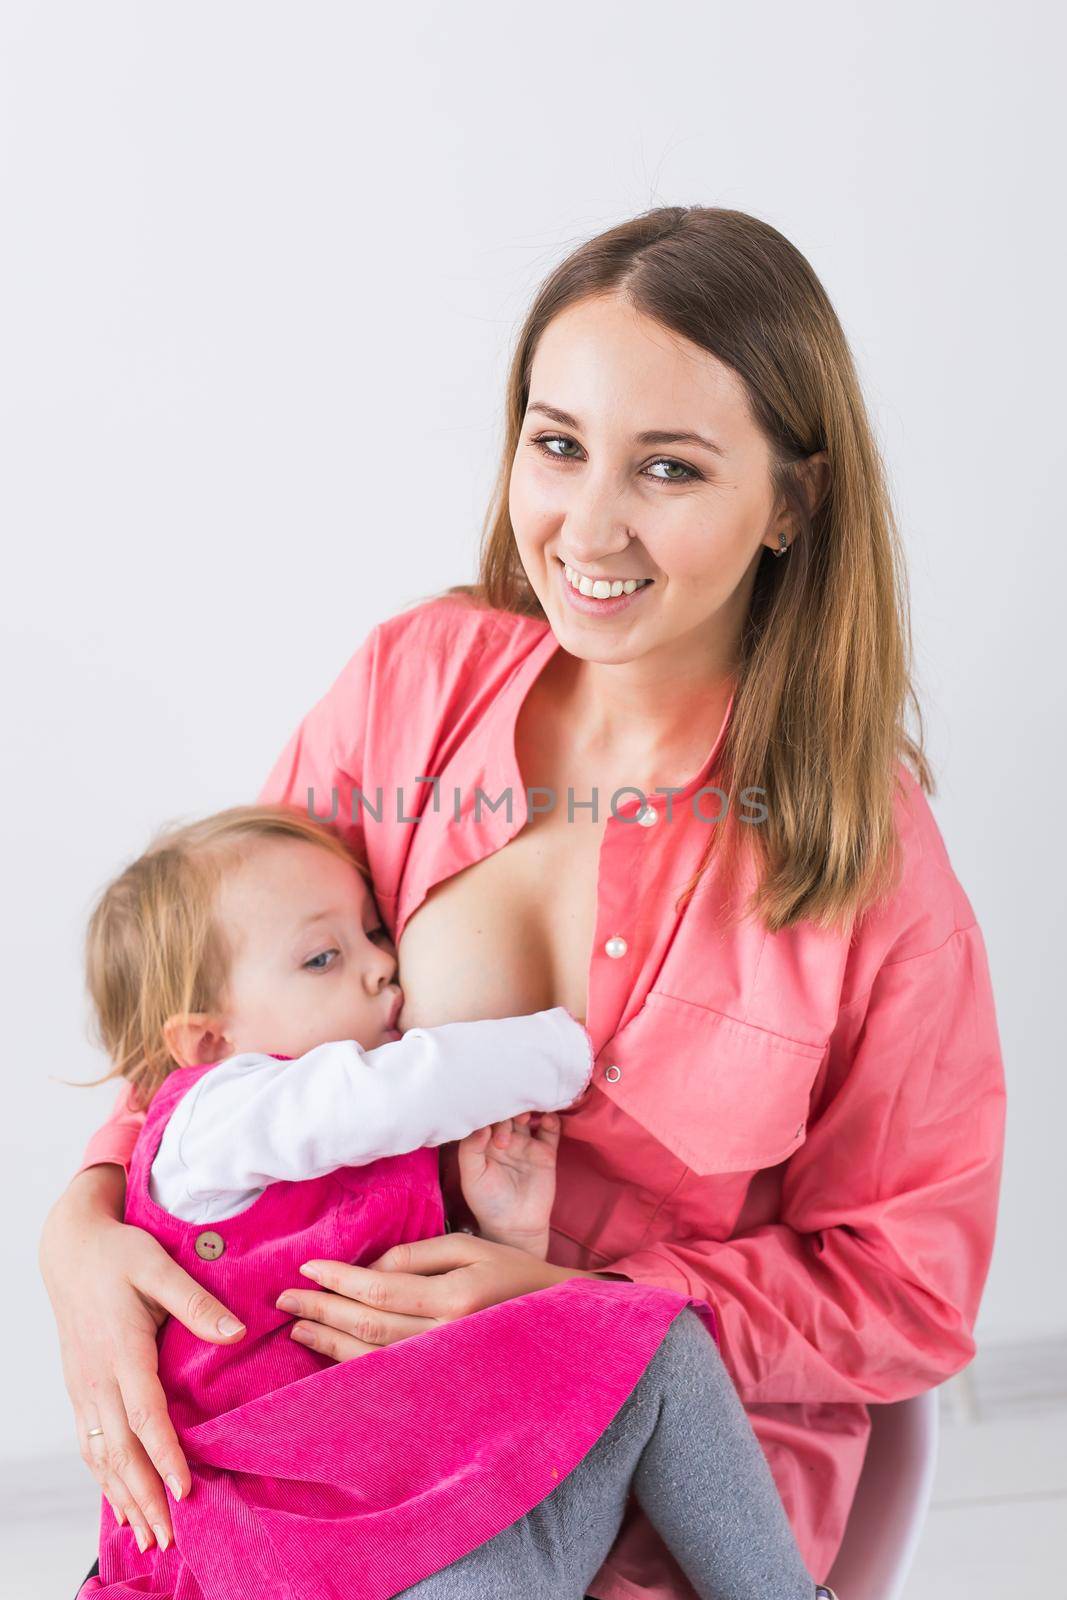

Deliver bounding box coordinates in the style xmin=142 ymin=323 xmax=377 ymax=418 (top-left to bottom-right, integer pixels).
xmin=556 ymin=557 xmax=656 ymax=619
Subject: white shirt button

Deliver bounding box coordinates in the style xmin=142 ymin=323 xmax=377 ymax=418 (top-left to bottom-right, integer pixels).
xmin=636 ymin=804 xmax=658 ymax=827
xmin=604 ymin=936 xmax=628 ymax=959
xmin=604 ymin=1063 xmax=622 ymax=1083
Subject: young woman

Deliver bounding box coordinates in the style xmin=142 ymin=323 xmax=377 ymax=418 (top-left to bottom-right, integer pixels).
xmin=42 ymin=204 xmax=1006 ymax=1600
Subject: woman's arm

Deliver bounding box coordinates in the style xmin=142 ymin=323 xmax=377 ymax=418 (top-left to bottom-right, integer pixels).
xmin=45 ymin=625 xmax=388 ymax=1544
xmin=38 ymin=1163 xmax=247 ymax=1552
xmin=598 ymin=922 xmax=1007 ymax=1404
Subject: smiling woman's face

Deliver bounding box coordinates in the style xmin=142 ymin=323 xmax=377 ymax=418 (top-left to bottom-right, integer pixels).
xmin=508 ymin=291 xmax=791 ymax=673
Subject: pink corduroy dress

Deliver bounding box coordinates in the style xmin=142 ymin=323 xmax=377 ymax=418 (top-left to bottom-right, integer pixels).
xmin=81 ymin=1059 xmax=718 ymax=1600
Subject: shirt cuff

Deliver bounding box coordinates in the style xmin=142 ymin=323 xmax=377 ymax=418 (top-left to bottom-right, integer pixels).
xmin=601 ymin=1247 xmax=720 ymax=1346
xmin=548 ymin=1007 xmax=596 ymax=1105
xmin=75 ymin=1144 xmax=133 ymax=1179
xmin=595 ymin=1247 xmax=690 ymax=1294
xmin=75 ymin=1101 xmax=145 ymax=1179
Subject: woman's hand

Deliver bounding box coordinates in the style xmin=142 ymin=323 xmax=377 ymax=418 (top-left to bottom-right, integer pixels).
xmin=457 ymin=1111 xmax=561 ymax=1258
xmin=38 ymin=1164 xmax=247 ymax=1553
xmin=275 ymin=1231 xmax=602 ymax=1362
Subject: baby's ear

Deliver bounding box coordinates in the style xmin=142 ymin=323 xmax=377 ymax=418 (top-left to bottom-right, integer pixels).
xmin=162 ymin=1011 xmax=233 ymax=1069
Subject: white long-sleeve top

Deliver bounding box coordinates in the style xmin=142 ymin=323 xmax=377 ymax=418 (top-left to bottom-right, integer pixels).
xmin=148 ymin=1006 xmax=594 ymax=1223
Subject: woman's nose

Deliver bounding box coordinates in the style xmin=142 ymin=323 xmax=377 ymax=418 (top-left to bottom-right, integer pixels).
xmin=557 ymin=471 xmax=637 ymax=565
xmin=559 ymin=515 xmax=635 ymax=568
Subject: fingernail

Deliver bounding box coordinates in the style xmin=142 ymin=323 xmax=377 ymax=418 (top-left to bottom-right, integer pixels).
xmin=276 ymin=1292 xmax=298 ymax=1312
xmin=291 ymin=1324 xmax=313 ymax=1344
xmin=133 ymin=1524 xmax=150 ymax=1554
xmin=153 ymin=1524 xmax=171 ymax=1552
xmin=111 ymin=1501 xmax=125 ymax=1527
xmin=216 ymin=1314 xmax=245 ymax=1336
xmin=299 ymin=1262 xmax=323 ymax=1280
xmin=165 ymin=1475 xmax=183 ymax=1502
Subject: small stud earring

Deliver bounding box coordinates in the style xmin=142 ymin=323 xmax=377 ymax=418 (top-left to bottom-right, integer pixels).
xmin=773 ymin=530 xmax=789 ymax=558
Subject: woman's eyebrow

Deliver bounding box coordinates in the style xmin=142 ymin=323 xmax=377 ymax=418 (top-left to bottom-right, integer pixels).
xmin=527 ymin=400 xmax=726 ymax=458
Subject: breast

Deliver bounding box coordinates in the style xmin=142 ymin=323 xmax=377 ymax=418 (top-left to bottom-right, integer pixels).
xmin=395 ymin=806 xmax=603 ymax=1030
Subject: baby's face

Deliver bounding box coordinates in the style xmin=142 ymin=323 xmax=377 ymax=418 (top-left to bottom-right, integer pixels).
xmin=214 ymin=836 xmax=403 ymax=1059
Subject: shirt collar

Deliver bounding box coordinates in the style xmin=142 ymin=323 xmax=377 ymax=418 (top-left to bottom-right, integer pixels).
xmin=490 ymin=618 xmax=737 ymax=819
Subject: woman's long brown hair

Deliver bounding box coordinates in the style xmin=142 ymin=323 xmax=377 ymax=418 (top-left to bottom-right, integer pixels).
xmin=420 ymin=206 xmax=932 ymax=935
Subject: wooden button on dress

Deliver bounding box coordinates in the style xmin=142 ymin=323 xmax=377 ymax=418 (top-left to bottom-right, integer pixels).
xmin=195 ymin=1230 xmax=225 ymax=1261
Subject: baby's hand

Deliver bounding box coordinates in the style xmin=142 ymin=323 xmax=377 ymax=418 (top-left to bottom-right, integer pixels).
xmin=457 ymin=1111 xmax=560 ymax=1260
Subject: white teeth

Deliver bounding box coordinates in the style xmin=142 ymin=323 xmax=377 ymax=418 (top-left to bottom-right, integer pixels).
xmin=564 ymin=564 xmax=650 ymax=600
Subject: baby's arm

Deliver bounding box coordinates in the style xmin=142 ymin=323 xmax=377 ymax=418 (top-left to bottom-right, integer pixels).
xmin=149 ymin=1008 xmax=593 ymax=1222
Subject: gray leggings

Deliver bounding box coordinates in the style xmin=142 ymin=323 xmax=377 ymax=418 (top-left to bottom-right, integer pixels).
xmin=395 ymin=1308 xmax=815 ymax=1600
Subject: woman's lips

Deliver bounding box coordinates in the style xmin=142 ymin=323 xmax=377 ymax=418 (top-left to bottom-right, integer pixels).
xmin=557 ymin=561 xmax=654 ymax=618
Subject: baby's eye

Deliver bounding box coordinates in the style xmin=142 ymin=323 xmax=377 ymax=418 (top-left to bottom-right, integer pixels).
xmin=304 ymin=949 xmax=340 ymax=972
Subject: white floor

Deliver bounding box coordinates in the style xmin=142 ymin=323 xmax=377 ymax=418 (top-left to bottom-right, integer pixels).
xmin=903 ymin=1337 xmax=1067 ymax=1599
xmin=2 ymin=1346 xmax=1064 ymax=1599
xmin=906 ymin=1406 xmax=1066 ymax=1598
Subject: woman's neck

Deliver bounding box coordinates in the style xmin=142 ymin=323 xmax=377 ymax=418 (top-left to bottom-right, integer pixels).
xmin=550 ymin=637 xmax=736 ymax=771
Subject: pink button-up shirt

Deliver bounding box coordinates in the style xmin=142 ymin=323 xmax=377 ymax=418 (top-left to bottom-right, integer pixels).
xmin=81 ymin=596 xmax=1006 ymax=1598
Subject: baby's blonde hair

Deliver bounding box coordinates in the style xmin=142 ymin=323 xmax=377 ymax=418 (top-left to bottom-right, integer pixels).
xmin=84 ymin=804 xmax=370 ymax=1110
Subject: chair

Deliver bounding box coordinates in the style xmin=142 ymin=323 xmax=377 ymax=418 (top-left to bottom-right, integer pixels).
xmin=824 ymin=1388 xmax=940 ymax=1600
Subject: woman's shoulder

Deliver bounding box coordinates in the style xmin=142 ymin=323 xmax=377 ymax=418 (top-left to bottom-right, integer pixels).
xmin=845 ymin=759 xmax=982 ymax=979
xmin=365 ymin=593 xmax=549 ymax=713
xmin=376 ymin=591 xmax=545 ymax=661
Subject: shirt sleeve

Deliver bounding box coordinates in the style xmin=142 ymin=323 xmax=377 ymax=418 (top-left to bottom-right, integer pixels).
xmin=75 ymin=1079 xmax=146 ymax=1178
xmin=149 ymin=1007 xmax=595 ymax=1220
xmin=599 ymin=922 xmax=1007 ymax=1406
xmin=255 ymin=621 xmax=383 ymax=859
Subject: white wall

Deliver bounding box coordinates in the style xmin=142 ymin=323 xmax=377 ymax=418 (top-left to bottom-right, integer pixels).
xmin=2 ymin=1 xmax=1063 ymax=1464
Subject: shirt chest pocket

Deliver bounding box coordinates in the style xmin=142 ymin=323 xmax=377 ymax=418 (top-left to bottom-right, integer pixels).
xmin=605 ymin=991 xmax=827 ymax=1176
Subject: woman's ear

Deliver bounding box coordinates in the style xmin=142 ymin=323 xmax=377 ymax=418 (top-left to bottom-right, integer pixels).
xmin=765 ymin=451 xmax=832 ymax=555
xmin=162 ymin=1012 xmax=234 ymax=1069
xmin=799 ymin=449 xmax=830 ymax=518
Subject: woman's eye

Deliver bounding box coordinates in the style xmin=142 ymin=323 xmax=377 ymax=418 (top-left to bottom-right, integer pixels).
xmin=646 ymin=459 xmax=696 ymax=482
xmin=304 ymin=949 xmax=340 ymax=972
xmin=534 ymin=434 xmax=581 ymax=460
xmin=528 ymin=433 xmax=699 ymax=484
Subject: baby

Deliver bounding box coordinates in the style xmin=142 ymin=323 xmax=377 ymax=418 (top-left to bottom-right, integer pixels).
xmin=77 ymin=803 xmax=824 ymax=1600
xmin=87 ymin=803 xmax=592 ymax=1253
